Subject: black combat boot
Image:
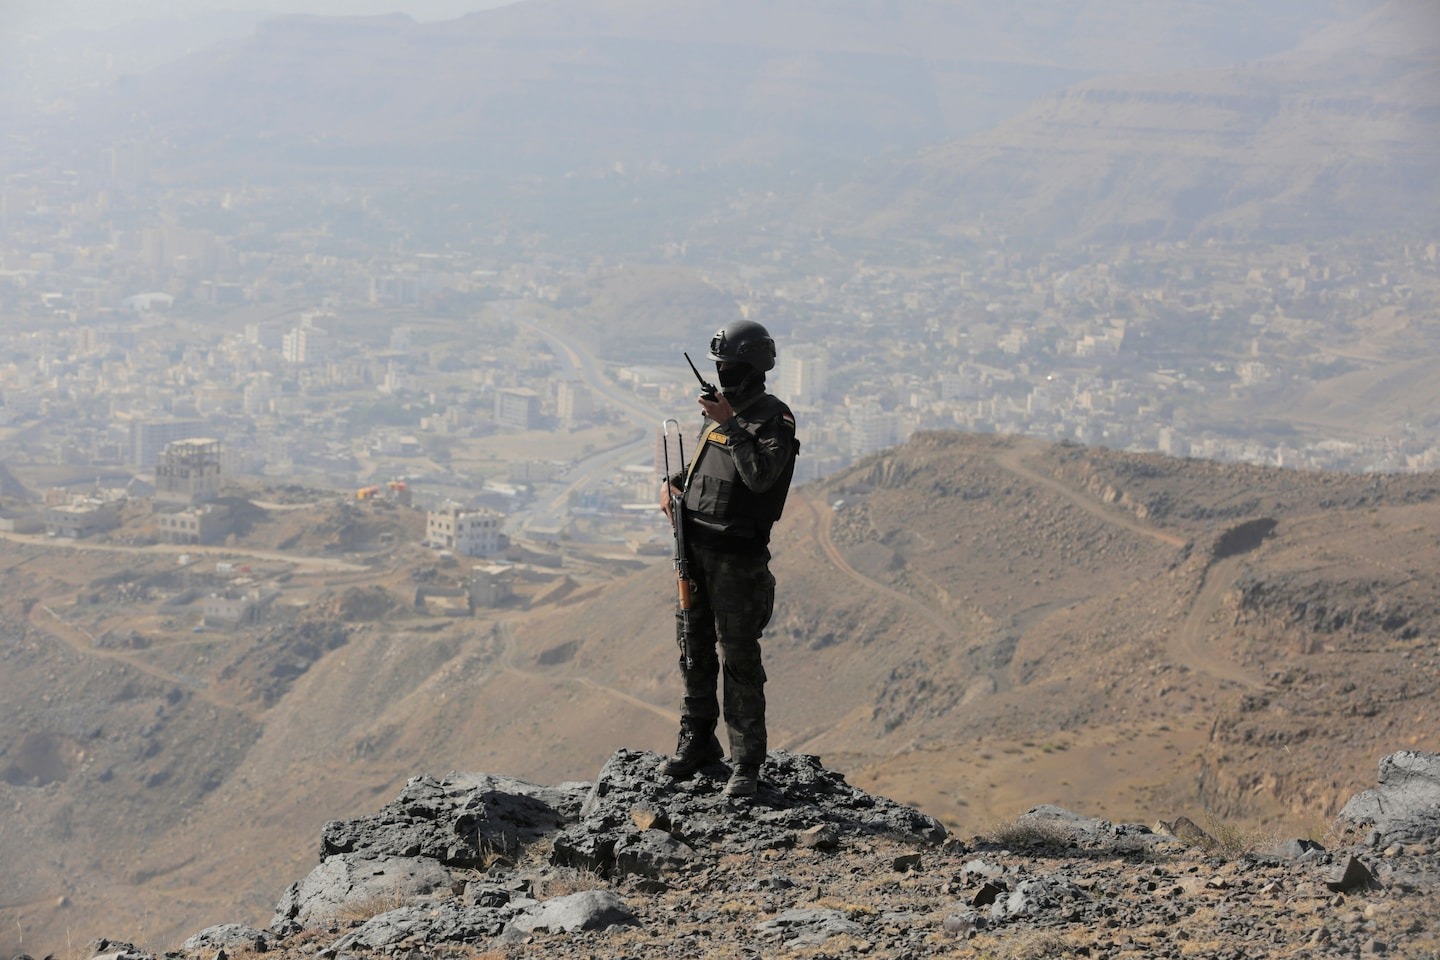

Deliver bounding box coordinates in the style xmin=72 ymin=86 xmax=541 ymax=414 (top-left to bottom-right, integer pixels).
xmin=720 ymin=725 xmax=766 ymax=800
xmin=723 ymin=763 xmax=759 ymax=797
xmin=659 ymin=720 xmax=723 ymax=779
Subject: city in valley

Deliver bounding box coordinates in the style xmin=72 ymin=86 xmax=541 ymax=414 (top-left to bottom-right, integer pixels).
xmin=4 ymin=164 xmax=1437 ymax=525
xmin=3 ymin=157 xmax=1436 ymax=642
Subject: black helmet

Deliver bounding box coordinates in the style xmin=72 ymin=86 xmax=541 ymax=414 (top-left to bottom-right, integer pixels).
xmin=707 ymin=320 xmax=776 ymax=372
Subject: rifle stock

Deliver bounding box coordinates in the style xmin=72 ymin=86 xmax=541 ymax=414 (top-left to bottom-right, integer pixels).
xmin=661 ymin=418 xmax=695 ymax=668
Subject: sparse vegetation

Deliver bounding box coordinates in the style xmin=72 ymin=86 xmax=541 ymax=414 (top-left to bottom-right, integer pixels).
xmin=967 ymin=930 xmax=1090 ymax=960
xmin=1194 ymin=812 xmax=1278 ymax=859
xmin=329 ymin=888 xmax=414 ymax=925
xmin=984 ymin=818 xmax=1081 ymax=853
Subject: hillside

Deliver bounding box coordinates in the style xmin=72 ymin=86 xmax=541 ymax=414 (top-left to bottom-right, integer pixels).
xmin=19 ymin=749 xmax=1440 ymax=960
xmin=510 ymin=433 xmax=1440 ymax=826
xmin=62 ymin=0 xmax=1379 ymax=185
xmin=6 ymin=433 xmax=1438 ymax=951
xmin=837 ymin=0 xmax=1440 ymax=241
xmin=28 ymin=0 xmax=1427 ymax=249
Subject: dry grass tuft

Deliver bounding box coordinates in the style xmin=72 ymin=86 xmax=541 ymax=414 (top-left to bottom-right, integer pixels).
xmin=532 ymin=865 xmax=607 ymax=899
xmin=965 ymin=929 xmax=1090 ymax=959
xmin=327 ymin=887 xmax=414 ymax=925
xmin=984 ymin=817 xmax=1078 ymax=852
xmin=809 ymin=896 xmax=877 ymax=917
xmin=1196 ymin=813 xmax=1278 ymax=859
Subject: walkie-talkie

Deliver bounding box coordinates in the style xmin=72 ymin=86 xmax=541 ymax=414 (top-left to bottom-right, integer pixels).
xmin=684 ymin=352 xmax=718 ymax=401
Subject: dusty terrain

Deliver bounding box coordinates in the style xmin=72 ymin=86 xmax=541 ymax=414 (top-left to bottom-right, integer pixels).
xmin=3 ymin=432 xmax=1439 ymax=954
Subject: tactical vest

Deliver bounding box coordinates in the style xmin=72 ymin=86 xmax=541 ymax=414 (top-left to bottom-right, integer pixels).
xmin=683 ymin=393 xmax=799 ymax=545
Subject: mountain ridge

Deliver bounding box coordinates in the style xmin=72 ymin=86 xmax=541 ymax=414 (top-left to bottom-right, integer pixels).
xmin=834 ymin=0 xmax=1440 ymax=241
xmin=28 ymin=747 xmax=1440 ymax=960
xmin=37 ymin=0 xmax=1426 ymax=245
xmin=4 ymin=432 xmax=1439 ymax=951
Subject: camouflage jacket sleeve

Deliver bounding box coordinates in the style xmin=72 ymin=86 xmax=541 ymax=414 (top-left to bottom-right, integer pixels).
xmin=713 ymin=410 xmax=796 ymax=494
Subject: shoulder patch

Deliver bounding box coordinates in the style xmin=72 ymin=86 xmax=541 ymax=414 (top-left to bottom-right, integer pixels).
xmin=706 ymin=430 xmax=729 ymax=445
xmin=780 ymin=411 xmax=795 ymax=428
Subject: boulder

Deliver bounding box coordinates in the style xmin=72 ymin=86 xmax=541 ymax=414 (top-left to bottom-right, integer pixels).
xmin=505 ymin=890 xmax=638 ymax=934
xmin=179 ymin=924 xmax=269 ymax=953
xmin=318 ymin=772 xmax=588 ymax=866
xmin=1336 ymin=751 xmax=1440 ymax=847
xmin=552 ymin=749 xmax=945 ymax=877
xmin=271 ymin=854 xmax=462 ymax=928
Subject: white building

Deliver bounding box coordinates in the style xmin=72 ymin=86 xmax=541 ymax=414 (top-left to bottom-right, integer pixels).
xmin=203 ymin=587 xmax=279 ymax=629
xmin=427 ymin=504 xmax=503 ymax=557
xmin=154 ymin=438 xmax=221 ymax=504
xmin=282 ymin=325 xmax=329 ymax=365
xmin=556 ymin=380 xmax=593 ymax=424
xmin=849 ymin=402 xmax=899 ymax=459
xmin=776 ymin=347 xmax=829 ymax=406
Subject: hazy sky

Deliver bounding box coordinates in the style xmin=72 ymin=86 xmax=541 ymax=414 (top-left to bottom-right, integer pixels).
xmin=3 ymin=0 xmax=519 ymax=38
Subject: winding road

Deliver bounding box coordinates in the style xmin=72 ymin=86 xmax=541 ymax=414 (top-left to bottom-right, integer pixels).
xmin=993 ymin=441 xmax=1270 ymax=689
xmin=993 ymin=442 xmax=1188 ymax=549
xmin=796 ymin=440 xmax=1266 ymax=700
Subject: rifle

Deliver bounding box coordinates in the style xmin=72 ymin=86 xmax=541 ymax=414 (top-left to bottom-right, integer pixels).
xmin=684 ymin=352 xmax=718 ymax=401
xmin=661 ymin=417 xmax=695 ymax=669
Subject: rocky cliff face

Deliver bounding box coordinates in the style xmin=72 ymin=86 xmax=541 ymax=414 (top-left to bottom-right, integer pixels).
xmin=66 ymin=749 xmax=1440 ymax=960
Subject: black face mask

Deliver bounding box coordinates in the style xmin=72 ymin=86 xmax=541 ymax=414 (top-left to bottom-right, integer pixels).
xmin=717 ymin=363 xmax=753 ymax=392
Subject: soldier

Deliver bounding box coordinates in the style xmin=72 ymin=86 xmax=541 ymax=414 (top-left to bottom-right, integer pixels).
xmin=659 ymin=319 xmax=799 ymax=797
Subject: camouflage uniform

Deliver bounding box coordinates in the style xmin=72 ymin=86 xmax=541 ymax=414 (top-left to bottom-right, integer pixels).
xmin=666 ymin=382 xmax=798 ymax=789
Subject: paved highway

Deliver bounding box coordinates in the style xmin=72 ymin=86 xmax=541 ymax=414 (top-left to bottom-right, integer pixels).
xmin=513 ymin=320 xmax=699 ymax=535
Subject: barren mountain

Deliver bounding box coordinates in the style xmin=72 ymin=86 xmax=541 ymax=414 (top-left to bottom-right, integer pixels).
xmin=839 ymin=0 xmax=1440 ymax=241
xmin=65 ymin=0 xmax=1380 ymax=182
xmin=4 ymin=432 xmax=1439 ymax=953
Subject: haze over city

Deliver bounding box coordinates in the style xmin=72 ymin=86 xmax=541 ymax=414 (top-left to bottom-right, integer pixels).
xmin=1 ymin=0 xmax=1438 ymax=956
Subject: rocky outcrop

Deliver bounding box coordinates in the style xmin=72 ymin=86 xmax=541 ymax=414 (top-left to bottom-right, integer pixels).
xmin=1335 ymin=751 xmax=1440 ymax=848
xmin=87 ymin=749 xmax=1440 ymax=960
xmin=549 ymin=749 xmax=946 ymax=877
xmin=258 ymin=749 xmax=945 ymax=949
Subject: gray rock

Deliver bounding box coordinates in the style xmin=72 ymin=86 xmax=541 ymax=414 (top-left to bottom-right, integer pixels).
xmin=942 ymin=908 xmax=983 ymax=938
xmin=505 ymin=890 xmax=638 ymax=934
xmin=1325 ymin=854 xmax=1378 ymax=893
xmin=1337 ymin=751 xmax=1440 ymax=846
xmin=893 ymin=852 xmax=923 ymax=872
xmin=552 ymin=749 xmax=945 ymax=877
xmin=971 ymin=879 xmax=1008 ymax=908
xmin=179 ymin=924 xmax=269 ymax=953
xmin=1273 ymin=838 xmax=1326 ymax=859
xmin=613 ymin=828 xmax=697 ymax=878
xmin=270 ymin=853 xmax=463 ymax=928
xmin=319 ymin=772 xmax=587 ymax=867
xmin=797 ymin=823 xmax=840 ymax=849
xmin=87 ymin=940 xmax=151 ymax=960
xmin=328 ymin=898 xmax=509 ymax=952
xmin=1011 ymin=804 xmax=1167 ymax=854
xmin=755 ymin=908 xmax=864 ymax=946
xmin=961 ymin=858 xmax=1004 ymax=881
xmin=989 ymin=877 xmax=1091 ymax=923
xmin=1154 ymin=815 xmax=1214 ymax=847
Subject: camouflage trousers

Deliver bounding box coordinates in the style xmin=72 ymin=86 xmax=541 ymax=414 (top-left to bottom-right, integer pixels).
xmin=675 ymin=546 xmax=775 ymax=768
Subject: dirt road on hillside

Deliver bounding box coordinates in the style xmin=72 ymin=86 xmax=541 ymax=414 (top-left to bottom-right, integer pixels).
xmin=1170 ymin=554 xmax=1269 ymax=691
xmin=993 ymin=443 xmax=1189 ymax=549
xmin=495 ymin=620 xmax=680 ymax=726
xmin=993 ymin=442 xmax=1272 ymax=690
xmin=798 ymin=493 xmax=971 ymax=646
xmin=26 ymin=600 xmax=260 ymax=718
